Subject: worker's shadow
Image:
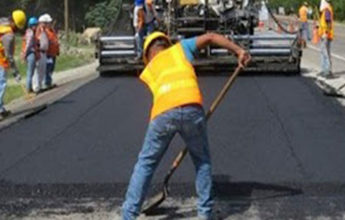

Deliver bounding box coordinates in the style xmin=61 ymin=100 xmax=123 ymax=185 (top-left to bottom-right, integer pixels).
xmin=145 ymin=175 xmax=302 ymax=219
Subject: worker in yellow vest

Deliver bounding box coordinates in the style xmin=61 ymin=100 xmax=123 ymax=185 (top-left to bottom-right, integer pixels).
xmin=0 ymin=10 xmax=26 ymax=119
xmin=318 ymin=0 xmax=334 ymax=78
xmin=122 ymin=31 xmax=250 ymax=220
xmin=299 ymin=2 xmax=311 ymax=46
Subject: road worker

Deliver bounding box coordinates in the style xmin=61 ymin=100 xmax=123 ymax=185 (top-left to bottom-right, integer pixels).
xmin=133 ymin=0 xmax=146 ymax=59
xmin=299 ymin=2 xmax=311 ymax=46
xmin=318 ymin=0 xmax=334 ymax=79
xmin=144 ymin=0 xmax=159 ymax=34
xmin=122 ymin=31 xmax=251 ymax=220
xmin=0 ymin=10 xmax=26 ymax=119
xmin=32 ymin=14 xmax=49 ymax=93
xmin=21 ymin=17 xmax=39 ymax=92
xmin=44 ymin=14 xmax=59 ymax=89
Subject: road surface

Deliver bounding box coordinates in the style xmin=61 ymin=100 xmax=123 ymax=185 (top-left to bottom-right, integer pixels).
xmin=1 ymin=72 xmax=345 ymax=219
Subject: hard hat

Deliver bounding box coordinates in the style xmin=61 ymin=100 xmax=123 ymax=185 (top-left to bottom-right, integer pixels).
xmin=28 ymin=17 xmax=38 ymax=27
xmin=143 ymin=31 xmax=171 ymax=64
xmin=135 ymin=0 xmax=144 ymax=6
xmin=303 ymin=1 xmax=308 ymax=6
xmin=12 ymin=10 xmax=27 ymax=29
xmin=38 ymin=13 xmax=53 ymax=23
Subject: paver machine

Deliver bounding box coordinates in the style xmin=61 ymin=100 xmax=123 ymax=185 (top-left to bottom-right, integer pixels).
xmin=96 ymin=0 xmax=302 ymax=74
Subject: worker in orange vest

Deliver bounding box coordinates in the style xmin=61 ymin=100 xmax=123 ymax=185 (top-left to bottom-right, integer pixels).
xmin=32 ymin=14 xmax=49 ymax=93
xmin=299 ymin=2 xmax=311 ymax=47
xmin=122 ymin=31 xmax=251 ymax=220
xmin=318 ymin=0 xmax=334 ymax=78
xmin=21 ymin=17 xmax=39 ymax=93
xmin=0 ymin=10 xmax=26 ymax=119
xmin=44 ymin=14 xmax=59 ymax=89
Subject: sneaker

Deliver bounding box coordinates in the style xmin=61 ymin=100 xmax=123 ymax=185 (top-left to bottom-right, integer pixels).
xmin=43 ymin=84 xmax=57 ymax=91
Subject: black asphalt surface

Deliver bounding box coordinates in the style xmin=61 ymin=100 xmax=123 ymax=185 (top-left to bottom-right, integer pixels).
xmin=1 ymin=74 xmax=345 ymax=219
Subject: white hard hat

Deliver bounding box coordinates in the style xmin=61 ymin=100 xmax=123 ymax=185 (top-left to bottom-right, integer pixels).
xmin=38 ymin=13 xmax=53 ymax=23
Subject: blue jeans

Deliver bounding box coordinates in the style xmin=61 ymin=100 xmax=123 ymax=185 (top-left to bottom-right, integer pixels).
xmin=26 ymin=53 xmax=36 ymax=91
xmin=122 ymin=104 xmax=213 ymax=219
xmin=135 ymin=29 xmax=145 ymax=58
xmin=0 ymin=66 xmax=7 ymax=112
xmin=320 ymin=38 xmax=332 ymax=75
xmin=301 ymin=22 xmax=310 ymax=41
xmin=135 ymin=20 xmax=156 ymax=58
xmin=45 ymin=56 xmax=56 ymax=87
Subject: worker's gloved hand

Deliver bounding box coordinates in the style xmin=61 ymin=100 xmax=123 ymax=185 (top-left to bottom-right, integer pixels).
xmin=12 ymin=71 xmax=22 ymax=83
xmin=237 ymin=49 xmax=251 ymax=68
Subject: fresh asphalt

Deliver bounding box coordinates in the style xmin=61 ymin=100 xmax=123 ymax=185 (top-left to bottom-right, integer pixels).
xmin=1 ymin=74 xmax=345 ymax=219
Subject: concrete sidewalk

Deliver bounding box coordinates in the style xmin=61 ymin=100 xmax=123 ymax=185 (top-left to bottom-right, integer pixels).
xmin=0 ymin=60 xmax=98 ymax=130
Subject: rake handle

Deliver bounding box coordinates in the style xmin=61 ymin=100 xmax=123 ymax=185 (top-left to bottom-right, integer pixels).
xmin=163 ymin=65 xmax=243 ymax=185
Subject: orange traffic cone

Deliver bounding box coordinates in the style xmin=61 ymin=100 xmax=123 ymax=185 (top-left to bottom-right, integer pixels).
xmin=312 ymin=22 xmax=320 ymax=45
xmin=259 ymin=21 xmax=265 ymax=32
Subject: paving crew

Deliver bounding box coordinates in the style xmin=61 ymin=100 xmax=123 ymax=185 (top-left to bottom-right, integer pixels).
xmin=133 ymin=0 xmax=146 ymax=59
xmin=44 ymin=14 xmax=59 ymax=89
xmin=299 ymin=2 xmax=311 ymax=46
xmin=318 ymin=0 xmax=334 ymax=78
xmin=122 ymin=31 xmax=251 ymax=220
xmin=21 ymin=17 xmax=39 ymax=93
xmin=0 ymin=10 xmax=26 ymax=119
xmin=32 ymin=14 xmax=49 ymax=93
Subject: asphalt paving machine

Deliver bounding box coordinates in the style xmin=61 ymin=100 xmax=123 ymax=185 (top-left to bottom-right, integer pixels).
xmin=96 ymin=0 xmax=302 ymax=74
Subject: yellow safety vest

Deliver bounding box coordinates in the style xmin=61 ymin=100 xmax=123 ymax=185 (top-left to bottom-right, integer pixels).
xmin=319 ymin=5 xmax=334 ymax=40
xmin=299 ymin=6 xmax=308 ymax=22
xmin=140 ymin=43 xmax=203 ymax=120
xmin=0 ymin=25 xmax=13 ymax=69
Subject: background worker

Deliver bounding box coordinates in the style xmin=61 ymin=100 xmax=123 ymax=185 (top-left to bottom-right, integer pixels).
xmin=299 ymin=2 xmax=310 ymax=46
xmin=122 ymin=31 xmax=250 ymax=220
xmin=133 ymin=0 xmax=145 ymax=59
xmin=318 ymin=0 xmax=334 ymax=78
xmin=32 ymin=14 xmax=49 ymax=93
xmin=21 ymin=17 xmax=39 ymax=93
xmin=144 ymin=0 xmax=159 ymax=33
xmin=0 ymin=10 xmax=26 ymax=119
xmin=44 ymin=14 xmax=59 ymax=89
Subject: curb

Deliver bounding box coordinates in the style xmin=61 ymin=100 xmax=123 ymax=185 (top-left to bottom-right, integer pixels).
xmin=0 ymin=61 xmax=99 ymax=131
xmin=303 ymin=71 xmax=345 ymax=98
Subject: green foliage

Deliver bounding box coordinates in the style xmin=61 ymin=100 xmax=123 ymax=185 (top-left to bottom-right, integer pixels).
xmin=85 ymin=0 xmax=122 ymax=29
xmin=267 ymin=0 xmax=345 ymax=21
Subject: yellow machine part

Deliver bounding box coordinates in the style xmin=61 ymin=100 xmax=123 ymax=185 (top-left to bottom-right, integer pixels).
xmin=179 ymin=0 xmax=199 ymax=5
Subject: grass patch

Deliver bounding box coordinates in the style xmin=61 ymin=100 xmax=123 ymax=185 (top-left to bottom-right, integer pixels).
xmin=54 ymin=54 xmax=93 ymax=72
xmin=4 ymin=84 xmax=24 ymax=105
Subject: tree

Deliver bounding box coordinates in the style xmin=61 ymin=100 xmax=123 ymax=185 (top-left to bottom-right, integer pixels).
xmin=85 ymin=0 xmax=121 ymax=30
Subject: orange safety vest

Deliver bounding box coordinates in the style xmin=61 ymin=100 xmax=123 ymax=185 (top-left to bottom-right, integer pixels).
xmin=319 ymin=5 xmax=334 ymax=40
xmin=299 ymin=5 xmax=308 ymax=22
xmin=140 ymin=43 xmax=203 ymax=120
xmin=46 ymin=28 xmax=59 ymax=57
xmin=21 ymin=28 xmax=39 ymax=59
xmin=0 ymin=25 xmax=13 ymax=69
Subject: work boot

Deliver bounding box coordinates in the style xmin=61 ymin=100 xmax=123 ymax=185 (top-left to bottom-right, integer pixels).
xmin=324 ymin=74 xmax=337 ymax=79
xmin=0 ymin=109 xmax=12 ymax=120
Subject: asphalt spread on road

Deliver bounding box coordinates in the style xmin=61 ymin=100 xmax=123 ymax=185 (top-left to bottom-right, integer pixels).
xmin=1 ymin=74 xmax=345 ymax=219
